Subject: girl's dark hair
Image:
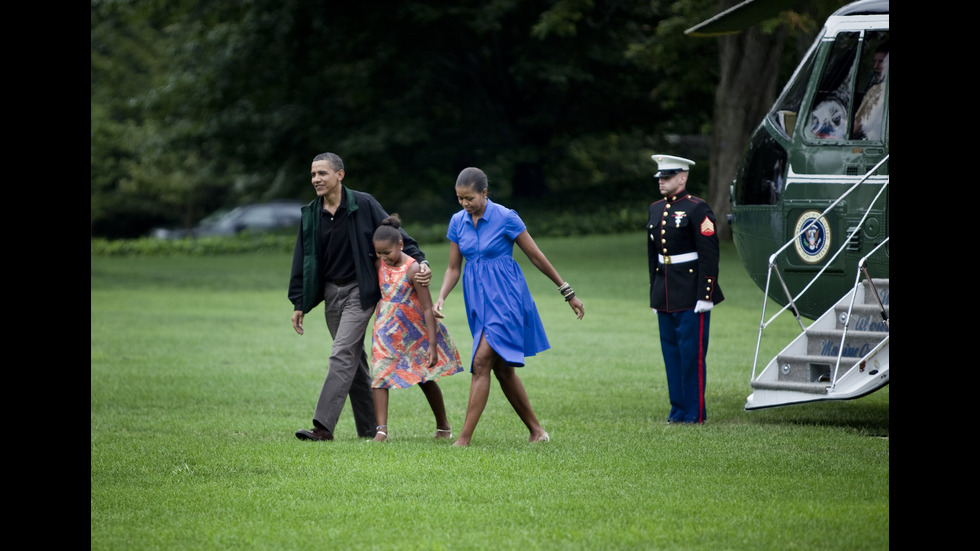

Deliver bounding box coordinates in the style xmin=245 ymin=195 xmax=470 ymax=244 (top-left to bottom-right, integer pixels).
xmin=373 ymin=213 xmax=403 ymax=244
xmin=455 ymin=167 xmax=488 ymax=192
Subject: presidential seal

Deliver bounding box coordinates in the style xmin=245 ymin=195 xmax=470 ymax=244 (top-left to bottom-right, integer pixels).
xmin=793 ymin=210 xmax=831 ymax=264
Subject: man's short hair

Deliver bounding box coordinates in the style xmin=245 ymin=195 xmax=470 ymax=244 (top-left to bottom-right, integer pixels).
xmin=313 ymin=152 xmax=344 ymax=172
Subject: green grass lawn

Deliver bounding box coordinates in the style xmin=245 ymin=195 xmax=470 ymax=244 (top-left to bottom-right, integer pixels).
xmin=91 ymin=233 xmax=888 ymax=550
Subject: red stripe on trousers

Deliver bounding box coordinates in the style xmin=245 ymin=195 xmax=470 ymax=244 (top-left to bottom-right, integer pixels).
xmin=698 ymin=312 xmax=705 ymax=424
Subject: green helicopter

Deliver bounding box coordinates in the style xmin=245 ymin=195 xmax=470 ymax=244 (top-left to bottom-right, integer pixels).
xmin=689 ymin=0 xmax=889 ymax=409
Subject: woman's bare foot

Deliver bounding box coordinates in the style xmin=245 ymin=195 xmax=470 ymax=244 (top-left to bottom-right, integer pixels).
xmin=452 ymin=436 xmax=471 ymax=447
xmin=435 ymin=427 xmax=452 ymax=440
xmin=529 ymin=430 xmax=550 ymax=443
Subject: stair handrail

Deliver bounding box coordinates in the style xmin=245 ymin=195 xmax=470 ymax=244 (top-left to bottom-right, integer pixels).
xmin=832 ymin=237 xmax=889 ymax=388
xmin=764 ymin=156 xmax=890 ymax=324
xmin=750 ymin=155 xmax=889 ymax=382
xmin=860 ymin=263 xmax=889 ymax=331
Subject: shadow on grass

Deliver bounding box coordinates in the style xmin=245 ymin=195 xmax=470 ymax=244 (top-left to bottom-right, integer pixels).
xmin=740 ymin=390 xmax=890 ymax=438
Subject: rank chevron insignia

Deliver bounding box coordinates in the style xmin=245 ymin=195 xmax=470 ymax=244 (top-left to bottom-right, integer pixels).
xmin=700 ymin=217 xmax=715 ymax=236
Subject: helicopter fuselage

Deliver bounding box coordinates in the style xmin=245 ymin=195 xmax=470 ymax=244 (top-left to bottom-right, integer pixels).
xmin=729 ymin=1 xmax=889 ymax=319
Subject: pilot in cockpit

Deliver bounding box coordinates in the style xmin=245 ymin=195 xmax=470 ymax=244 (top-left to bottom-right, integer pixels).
xmin=852 ymin=41 xmax=889 ymax=140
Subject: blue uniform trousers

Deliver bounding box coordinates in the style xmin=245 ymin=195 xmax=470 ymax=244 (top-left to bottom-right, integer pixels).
xmin=658 ymin=309 xmax=709 ymax=424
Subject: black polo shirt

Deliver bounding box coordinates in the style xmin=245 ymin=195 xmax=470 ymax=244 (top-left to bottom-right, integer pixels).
xmin=319 ymin=201 xmax=357 ymax=282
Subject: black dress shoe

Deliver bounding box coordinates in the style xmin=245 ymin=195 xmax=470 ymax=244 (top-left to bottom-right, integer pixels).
xmin=295 ymin=426 xmax=333 ymax=441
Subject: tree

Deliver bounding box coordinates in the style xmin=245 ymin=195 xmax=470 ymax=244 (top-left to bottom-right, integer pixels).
xmin=708 ymin=8 xmax=791 ymax=241
xmin=91 ymin=0 xmax=227 ymax=237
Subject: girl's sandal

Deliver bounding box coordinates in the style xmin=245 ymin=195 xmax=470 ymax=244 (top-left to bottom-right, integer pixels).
xmin=434 ymin=428 xmax=452 ymax=440
xmin=373 ymin=425 xmax=388 ymax=442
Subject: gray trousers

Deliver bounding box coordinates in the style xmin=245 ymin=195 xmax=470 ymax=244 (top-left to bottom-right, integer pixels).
xmin=312 ymin=280 xmax=377 ymax=437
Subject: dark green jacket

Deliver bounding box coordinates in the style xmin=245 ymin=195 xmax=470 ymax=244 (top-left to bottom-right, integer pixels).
xmin=288 ymin=186 xmax=425 ymax=313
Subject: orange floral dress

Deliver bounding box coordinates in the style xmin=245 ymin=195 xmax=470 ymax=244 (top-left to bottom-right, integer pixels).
xmin=371 ymin=258 xmax=463 ymax=388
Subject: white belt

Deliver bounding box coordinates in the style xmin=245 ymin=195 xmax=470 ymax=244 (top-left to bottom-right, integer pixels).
xmin=658 ymin=252 xmax=698 ymax=265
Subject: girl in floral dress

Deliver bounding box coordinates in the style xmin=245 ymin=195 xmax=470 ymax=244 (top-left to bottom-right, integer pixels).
xmin=370 ymin=214 xmax=463 ymax=442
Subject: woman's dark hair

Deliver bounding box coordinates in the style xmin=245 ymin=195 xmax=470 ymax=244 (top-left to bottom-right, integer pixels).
xmin=455 ymin=167 xmax=488 ymax=192
xmin=373 ymin=213 xmax=403 ymax=244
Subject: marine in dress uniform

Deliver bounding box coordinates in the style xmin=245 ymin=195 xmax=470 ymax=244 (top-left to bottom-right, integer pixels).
xmin=647 ymin=155 xmax=724 ymax=424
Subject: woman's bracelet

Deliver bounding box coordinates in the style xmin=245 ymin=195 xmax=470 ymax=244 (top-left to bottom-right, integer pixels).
xmin=558 ymin=282 xmax=575 ymax=301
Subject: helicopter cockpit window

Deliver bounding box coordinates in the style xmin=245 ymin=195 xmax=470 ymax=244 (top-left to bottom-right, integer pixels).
xmin=767 ymin=36 xmax=819 ymax=138
xmin=808 ymin=32 xmax=859 ymax=140
xmin=851 ymin=32 xmax=889 ymax=140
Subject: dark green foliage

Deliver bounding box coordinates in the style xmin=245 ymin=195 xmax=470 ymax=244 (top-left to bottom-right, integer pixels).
xmin=91 ymin=0 xmax=720 ymax=239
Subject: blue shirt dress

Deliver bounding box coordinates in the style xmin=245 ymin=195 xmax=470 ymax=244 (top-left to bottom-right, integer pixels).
xmin=447 ymin=199 xmax=550 ymax=368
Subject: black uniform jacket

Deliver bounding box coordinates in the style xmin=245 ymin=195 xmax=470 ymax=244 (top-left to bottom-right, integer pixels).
xmin=647 ymin=191 xmax=724 ymax=312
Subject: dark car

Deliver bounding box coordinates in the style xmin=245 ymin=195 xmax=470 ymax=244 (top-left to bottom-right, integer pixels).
xmin=150 ymin=201 xmax=305 ymax=239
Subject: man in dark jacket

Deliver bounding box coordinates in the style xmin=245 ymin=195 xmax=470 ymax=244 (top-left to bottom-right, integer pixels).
xmin=289 ymin=152 xmax=430 ymax=441
xmin=647 ymin=154 xmax=723 ymax=425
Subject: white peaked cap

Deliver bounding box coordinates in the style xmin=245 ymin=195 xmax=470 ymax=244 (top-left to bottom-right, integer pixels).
xmin=652 ymin=154 xmax=695 ymax=177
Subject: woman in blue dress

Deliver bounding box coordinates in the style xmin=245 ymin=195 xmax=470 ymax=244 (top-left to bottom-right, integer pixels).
xmin=433 ymin=167 xmax=585 ymax=446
